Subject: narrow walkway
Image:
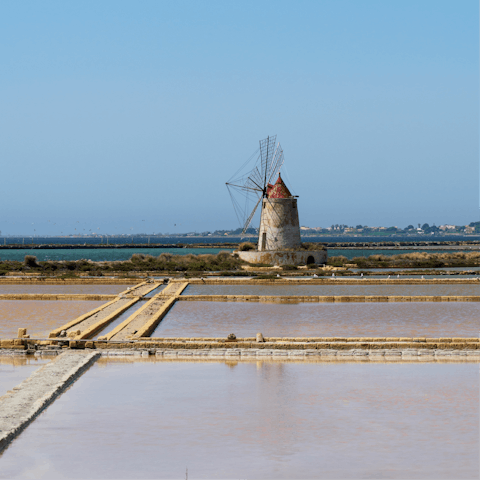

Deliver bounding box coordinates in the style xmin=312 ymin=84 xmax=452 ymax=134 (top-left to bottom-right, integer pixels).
xmin=107 ymin=282 xmax=188 ymax=340
xmin=48 ymin=282 xmax=165 ymax=340
xmin=0 ymin=351 xmax=100 ymax=453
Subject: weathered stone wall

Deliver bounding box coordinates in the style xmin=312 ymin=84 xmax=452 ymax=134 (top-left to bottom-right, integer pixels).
xmin=258 ymin=198 xmax=301 ymax=251
xmin=2 ymin=337 xmax=480 ymax=353
xmin=237 ymin=250 xmax=327 ymax=266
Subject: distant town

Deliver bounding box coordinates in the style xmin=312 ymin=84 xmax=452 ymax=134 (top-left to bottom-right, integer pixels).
xmin=212 ymin=221 xmax=480 ymax=237
xmin=3 ymin=221 xmax=478 ymax=238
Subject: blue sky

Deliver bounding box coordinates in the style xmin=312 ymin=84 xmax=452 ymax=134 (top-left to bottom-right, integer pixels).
xmin=1 ymin=0 xmax=478 ymax=235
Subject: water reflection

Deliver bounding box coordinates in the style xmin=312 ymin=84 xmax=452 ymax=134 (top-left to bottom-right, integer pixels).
xmin=153 ymin=301 xmax=480 ymax=338
xmin=0 ymin=285 xmax=129 ymax=295
xmin=184 ymin=284 xmax=480 ymax=296
xmin=0 ymin=356 xmax=50 ymax=397
xmin=0 ymin=361 xmax=477 ymax=479
xmin=0 ymin=300 xmax=105 ymax=338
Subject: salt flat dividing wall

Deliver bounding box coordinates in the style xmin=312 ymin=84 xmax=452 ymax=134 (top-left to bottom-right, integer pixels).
xmin=95 ymin=282 xmax=188 ymax=341
xmin=74 ymin=338 xmax=480 ymax=351
xmin=0 ymin=351 xmax=100 ymax=453
xmin=47 ymin=282 xmax=162 ymax=340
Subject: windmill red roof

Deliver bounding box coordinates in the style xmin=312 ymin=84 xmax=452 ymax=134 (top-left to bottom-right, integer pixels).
xmin=266 ymin=173 xmax=292 ymax=198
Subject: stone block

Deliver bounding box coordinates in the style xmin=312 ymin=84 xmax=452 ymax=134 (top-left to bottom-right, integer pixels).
xmin=17 ymin=328 xmax=27 ymax=338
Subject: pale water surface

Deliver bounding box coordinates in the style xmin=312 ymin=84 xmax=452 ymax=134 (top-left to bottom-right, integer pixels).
xmin=153 ymin=301 xmax=480 ymax=338
xmin=0 ymin=285 xmax=128 ymax=295
xmin=184 ymin=284 xmax=480 ymax=296
xmin=0 ymin=360 xmax=477 ymax=479
xmin=0 ymin=356 xmax=50 ymax=397
xmin=0 ymin=301 xmax=105 ymax=338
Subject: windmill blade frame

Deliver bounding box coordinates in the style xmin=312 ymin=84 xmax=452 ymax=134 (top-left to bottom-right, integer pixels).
xmin=241 ymin=196 xmax=262 ymax=234
xmin=226 ymin=135 xmax=285 ymax=237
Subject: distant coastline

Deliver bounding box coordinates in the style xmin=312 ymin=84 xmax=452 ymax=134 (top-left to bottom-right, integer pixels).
xmin=0 ymin=236 xmax=479 ymax=250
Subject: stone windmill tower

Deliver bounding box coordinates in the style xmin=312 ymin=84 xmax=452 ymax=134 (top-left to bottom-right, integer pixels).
xmin=226 ymin=136 xmax=327 ymax=266
xmin=258 ymin=173 xmax=301 ymax=251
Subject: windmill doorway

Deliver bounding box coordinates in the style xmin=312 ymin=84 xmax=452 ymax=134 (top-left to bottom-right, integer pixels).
xmin=261 ymin=233 xmax=267 ymax=250
xmin=306 ymin=255 xmax=315 ymax=265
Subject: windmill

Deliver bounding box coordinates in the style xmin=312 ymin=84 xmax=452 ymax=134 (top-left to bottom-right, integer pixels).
xmin=226 ymin=135 xmax=285 ymax=236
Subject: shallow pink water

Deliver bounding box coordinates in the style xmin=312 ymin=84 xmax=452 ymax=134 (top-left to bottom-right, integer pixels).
xmin=184 ymin=283 xmax=480 ymax=296
xmin=0 ymin=285 xmax=128 ymax=295
xmin=0 ymin=301 xmax=105 ymax=338
xmin=0 ymin=360 xmax=477 ymax=479
xmin=153 ymin=301 xmax=480 ymax=337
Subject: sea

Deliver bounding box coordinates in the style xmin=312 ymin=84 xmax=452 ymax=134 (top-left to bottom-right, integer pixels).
xmin=0 ymin=235 xmax=478 ymax=262
xmin=1 ymin=234 xmax=478 ymax=245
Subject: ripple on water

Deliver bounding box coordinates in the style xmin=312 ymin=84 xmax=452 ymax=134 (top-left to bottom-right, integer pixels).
xmin=153 ymin=301 xmax=480 ymax=338
xmin=0 ymin=285 xmax=129 ymax=295
xmin=0 ymin=300 xmax=106 ymax=338
xmin=0 ymin=361 xmax=476 ymax=479
xmin=183 ymin=283 xmax=480 ymax=296
xmin=0 ymin=356 xmax=51 ymax=397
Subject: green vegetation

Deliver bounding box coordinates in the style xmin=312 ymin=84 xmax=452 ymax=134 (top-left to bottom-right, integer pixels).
xmin=327 ymin=252 xmax=480 ymax=268
xmin=24 ymin=255 xmax=38 ymax=267
xmin=0 ymin=250 xmax=478 ymax=277
xmin=238 ymin=242 xmax=256 ymax=251
xmin=0 ymin=251 xmax=246 ymax=275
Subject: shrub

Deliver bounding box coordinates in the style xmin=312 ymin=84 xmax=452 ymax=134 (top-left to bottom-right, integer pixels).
xmin=238 ymin=242 xmax=256 ymax=251
xmin=131 ymin=254 xmax=146 ymax=263
xmin=327 ymin=256 xmax=349 ymax=267
xmin=24 ymin=255 xmax=38 ymax=267
xmin=59 ymin=273 xmax=79 ymax=279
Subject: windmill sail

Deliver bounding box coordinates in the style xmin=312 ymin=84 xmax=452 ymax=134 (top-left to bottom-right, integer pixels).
xmin=226 ymin=135 xmax=285 ymax=236
xmin=241 ymin=196 xmax=262 ymax=234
